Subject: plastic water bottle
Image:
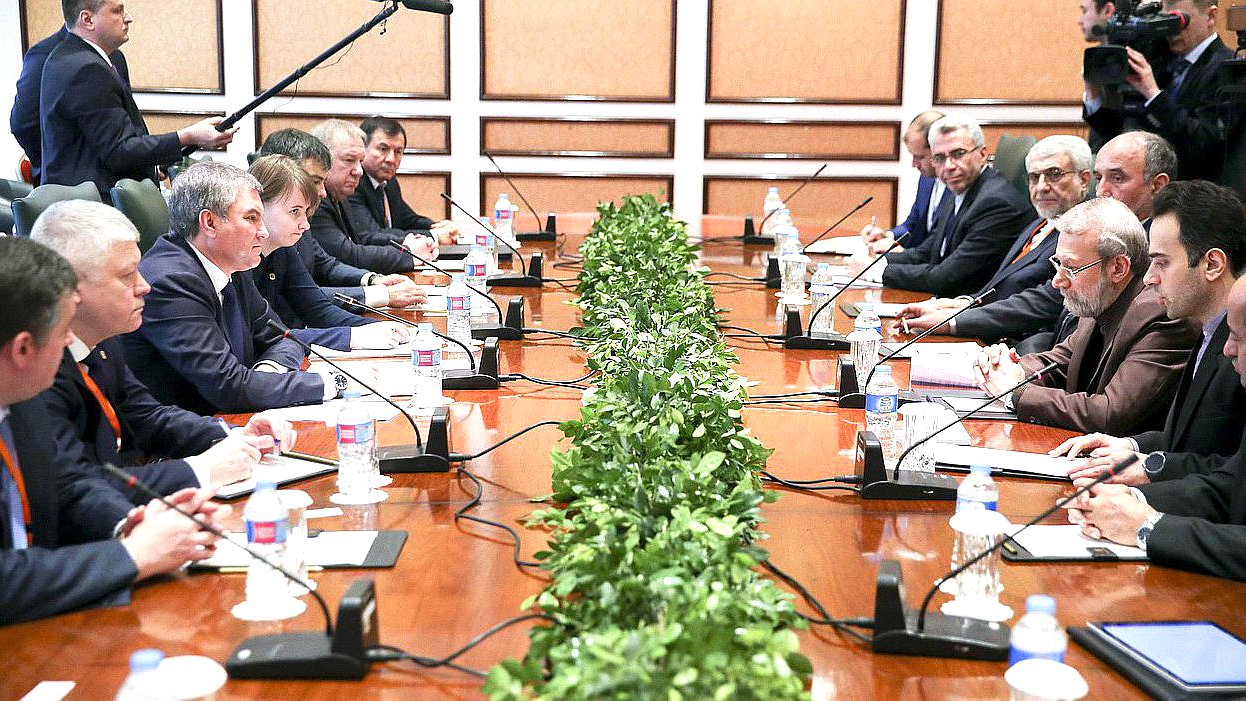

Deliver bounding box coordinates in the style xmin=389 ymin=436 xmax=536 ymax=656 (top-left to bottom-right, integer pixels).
xmin=244 ymin=479 xmax=289 ymax=604
xmin=410 ymin=322 xmax=442 ymax=407
xmin=761 ymin=186 xmax=783 ymax=238
xmin=771 ymin=208 xmax=793 ymax=255
xmin=1009 ymin=595 xmax=1068 ymax=665
xmin=957 ymin=463 xmax=999 ymax=512
xmin=848 ymin=325 xmax=882 ymax=392
xmin=115 ymin=649 xmax=170 ymax=700
xmin=492 ymin=193 xmax=513 ymax=241
xmin=809 ymin=263 xmax=837 ymax=334
xmin=865 ymin=364 xmax=899 ymax=463
xmin=856 ymin=303 xmax=883 ymax=336
xmin=464 ymin=245 xmax=490 ymax=316
xmin=474 ymin=224 xmax=499 ymax=275
xmin=446 ymin=274 xmax=473 ymax=346
xmin=778 ymin=229 xmax=809 ymax=300
xmin=336 ymin=390 xmax=375 ymax=496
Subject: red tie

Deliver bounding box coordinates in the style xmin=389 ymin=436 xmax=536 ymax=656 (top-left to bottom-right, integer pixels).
xmin=1011 ymin=220 xmax=1048 ymax=265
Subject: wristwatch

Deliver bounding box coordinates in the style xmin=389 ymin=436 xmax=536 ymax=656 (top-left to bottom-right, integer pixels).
xmin=1136 ymin=511 xmax=1164 ymax=552
xmin=366 ymin=273 xmax=382 ymax=286
xmin=1143 ymin=451 xmax=1167 ymax=479
xmin=331 ymin=370 xmax=349 ymax=397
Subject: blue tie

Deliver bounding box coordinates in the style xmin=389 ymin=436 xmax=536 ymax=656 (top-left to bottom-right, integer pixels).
xmin=1169 ymin=59 xmax=1191 ymax=98
xmin=0 ymin=417 xmax=29 ymax=550
xmin=220 ymin=282 xmax=248 ymax=364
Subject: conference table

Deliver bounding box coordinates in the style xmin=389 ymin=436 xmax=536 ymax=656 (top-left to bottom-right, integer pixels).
xmin=3 ymin=217 xmax=1243 ymax=700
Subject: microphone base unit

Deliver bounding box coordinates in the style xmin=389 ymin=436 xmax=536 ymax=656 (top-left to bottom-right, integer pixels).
xmin=379 ymin=406 xmax=451 ymax=473
xmin=470 ymin=298 xmax=526 ymax=340
xmin=871 ymin=560 xmax=1010 ymax=661
xmin=486 ymin=252 xmax=545 ymax=288
xmin=515 ymin=214 xmax=557 ymax=242
xmin=838 ymin=356 xmax=864 ymax=408
xmin=743 ymin=216 xmax=774 ymax=245
xmin=443 ymin=337 xmax=501 ymax=389
xmin=766 ymin=255 xmax=781 ymax=288
xmin=781 ymin=308 xmax=850 ymax=350
xmin=855 ymin=431 xmax=959 ymax=501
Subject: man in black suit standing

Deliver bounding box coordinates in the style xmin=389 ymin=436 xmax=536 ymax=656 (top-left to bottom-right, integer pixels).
xmin=895 ymin=135 xmax=1093 ymax=333
xmin=30 ymin=200 xmax=297 ymax=502
xmin=0 ymin=236 xmax=226 ymax=625
xmin=348 ymin=115 xmax=460 ymax=245
xmin=38 ymin=0 xmax=235 ymax=197
xmin=10 ymin=26 xmax=75 ymax=184
xmin=1051 ymin=180 xmax=1246 ymax=483
xmin=845 ymin=115 xmax=1035 ymax=297
xmin=1083 ymin=0 xmax=1233 ymax=183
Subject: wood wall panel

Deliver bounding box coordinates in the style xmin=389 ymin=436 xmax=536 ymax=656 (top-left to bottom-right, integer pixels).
xmin=980 ymin=123 xmax=1091 ymax=155
xmin=481 ymin=0 xmax=675 ymax=101
xmin=141 ymin=111 xmax=225 ymax=151
xmin=396 ymin=172 xmax=451 ymax=221
xmin=253 ymin=0 xmax=447 ymax=98
xmin=936 ymin=0 xmax=1085 ymax=104
xmin=254 ymin=114 xmax=450 ymax=154
xmin=707 ymin=0 xmax=904 ymax=103
xmin=481 ymin=119 xmax=674 ymax=158
xmin=479 ymin=174 xmax=673 ymax=217
xmin=21 ymin=0 xmax=223 ymax=93
xmin=705 ymin=121 xmax=901 ymax=160
xmin=703 ymin=177 xmax=897 ymax=233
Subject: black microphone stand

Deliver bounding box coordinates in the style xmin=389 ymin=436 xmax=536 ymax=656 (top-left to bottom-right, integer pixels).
xmin=745 ymin=163 xmax=828 ymax=244
xmin=440 ymin=193 xmax=544 ymax=287
xmin=387 ymin=239 xmax=526 ymax=340
xmin=483 ymin=153 xmax=557 ymax=241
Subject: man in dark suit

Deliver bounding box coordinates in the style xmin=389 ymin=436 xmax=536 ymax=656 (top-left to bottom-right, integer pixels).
xmin=258 ymin=128 xmax=425 ymax=311
xmin=37 ymin=0 xmax=234 ymax=197
xmin=348 ymin=115 xmax=461 ymax=245
xmin=845 ymin=115 xmax=1036 ymax=296
xmin=306 ymin=119 xmax=437 ymax=274
xmin=1083 ymin=0 xmax=1233 ymax=183
xmin=942 ymin=131 xmax=1178 ymax=349
xmin=123 ymin=162 xmax=335 ymax=415
xmin=10 ymin=26 xmax=76 ymax=183
xmin=0 ymin=236 xmax=225 ymax=625
xmin=859 ymin=110 xmax=947 ymax=253
xmin=895 ymin=135 xmax=1093 ymax=332
xmin=29 ymin=200 xmax=297 ymax=503
xmin=1065 ymin=274 xmax=1246 ymax=581
xmin=1050 ymin=181 xmax=1246 ymax=485
xmin=978 ymin=197 xmax=1199 ymax=435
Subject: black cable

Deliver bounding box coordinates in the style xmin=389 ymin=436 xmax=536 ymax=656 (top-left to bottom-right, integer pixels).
xmin=367 ymin=613 xmax=554 ymax=674
xmin=502 ymin=372 xmax=593 ymax=390
xmin=749 ymin=390 xmax=836 ymax=399
xmin=760 ymin=560 xmax=874 ymax=644
xmin=759 ymin=471 xmax=861 ymax=485
xmin=718 ymin=325 xmax=782 ymax=339
xmin=704 ymin=271 xmax=766 ymax=282
xmin=742 ymin=397 xmax=839 ymax=406
xmin=760 ymin=473 xmax=860 ymax=493
xmin=544 ymin=278 xmax=578 ymax=291
xmin=451 ymin=420 xmax=563 ymax=462
xmin=454 ymin=466 xmax=543 ymax=569
xmin=520 ymin=327 xmax=584 ymax=340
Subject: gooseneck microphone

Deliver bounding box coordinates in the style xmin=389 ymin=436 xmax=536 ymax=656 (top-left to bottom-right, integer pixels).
xmin=782 ymin=232 xmax=910 ymax=351
xmin=755 ymin=163 xmax=829 ymax=234
xmin=439 ymin=193 xmax=544 ymax=287
xmin=387 ymin=240 xmax=526 ymax=340
xmin=267 ymin=319 xmax=452 ymax=473
xmin=804 ymin=196 xmax=876 ymax=249
xmin=869 ymin=453 xmax=1140 ymax=661
xmin=482 ymin=152 xmax=554 ymax=241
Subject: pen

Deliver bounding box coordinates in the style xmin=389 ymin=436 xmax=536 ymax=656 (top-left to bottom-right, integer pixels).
xmin=869 ymin=215 xmax=877 ymax=231
xmin=901 ymin=317 xmax=910 ymax=334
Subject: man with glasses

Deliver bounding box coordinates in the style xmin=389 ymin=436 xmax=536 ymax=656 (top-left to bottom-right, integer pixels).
xmin=1049 ymin=180 xmax=1246 ymax=484
xmin=976 ymin=197 xmax=1198 ymax=434
xmin=895 ymin=135 xmax=1092 ymax=334
xmin=859 ymin=110 xmax=946 ymax=253
xmin=845 ymin=115 xmax=1034 ymax=296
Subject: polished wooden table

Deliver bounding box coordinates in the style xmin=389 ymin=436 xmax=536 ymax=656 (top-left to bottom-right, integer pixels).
xmin=3 ymin=220 xmax=1243 ymax=700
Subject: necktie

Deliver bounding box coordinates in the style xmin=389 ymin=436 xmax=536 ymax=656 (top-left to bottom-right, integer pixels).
xmin=934 ymin=195 xmax=959 ymax=259
xmin=1011 ymin=220 xmax=1049 ymax=265
xmin=79 ymin=351 xmax=123 ymax=453
xmin=1169 ymin=59 xmax=1191 ymax=98
xmin=379 ymin=182 xmax=392 ymax=228
xmin=0 ymin=417 xmax=31 ymax=549
xmin=220 ymin=282 xmax=248 ymax=364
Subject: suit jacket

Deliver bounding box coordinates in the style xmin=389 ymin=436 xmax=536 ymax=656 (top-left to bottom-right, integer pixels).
xmin=1085 ymin=37 xmax=1234 ymax=183
xmin=0 ymin=400 xmax=138 ymax=624
xmin=1139 ymin=440 xmax=1246 ymax=581
xmin=891 ymin=175 xmax=938 ymax=250
xmin=955 ymin=279 xmax=1065 ymax=345
xmin=882 ymin=168 xmax=1036 ymax=296
xmin=972 ymin=217 xmax=1060 ymax=302
xmin=308 ymin=198 xmax=415 ymax=274
xmin=1132 ymin=318 xmax=1246 ymax=479
xmin=123 ymin=233 xmax=324 ymax=415
xmin=294 ymin=234 xmax=371 ymax=308
xmin=39 ymin=34 xmax=181 ymax=197
xmin=37 ymin=337 xmax=224 ymax=504
xmin=1015 ymin=276 xmax=1199 ymax=435
xmin=347 ymin=175 xmax=435 ymax=241
xmin=250 ymin=246 xmax=365 ymax=351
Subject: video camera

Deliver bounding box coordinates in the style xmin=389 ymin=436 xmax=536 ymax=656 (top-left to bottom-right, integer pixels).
xmin=1085 ymin=0 xmax=1188 ymax=85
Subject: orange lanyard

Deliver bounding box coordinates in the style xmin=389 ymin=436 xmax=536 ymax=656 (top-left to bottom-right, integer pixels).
xmin=78 ymin=365 xmax=123 ymax=451
xmin=0 ymin=436 xmax=33 ymax=546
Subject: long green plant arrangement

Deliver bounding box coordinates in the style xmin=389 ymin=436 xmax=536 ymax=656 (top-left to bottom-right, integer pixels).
xmin=485 ymin=195 xmax=811 ymax=700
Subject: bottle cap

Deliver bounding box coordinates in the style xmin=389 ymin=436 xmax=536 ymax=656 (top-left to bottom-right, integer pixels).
xmin=343 ymin=389 xmax=361 ymax=400
xmin=499 ymin=193 xmax=509 ymax=200
xmin=859 ymin=302 xmax=875 ymax=311
xmin=875 ymin=364 xmax=892 ymax=375
xmin=130 ymin=648 xmax=165 ymax=672
xmin=768 ymin=186 xmax=779 ymax=195
xmin=419 ymin=322 xmax=433 ymax=330
xmin=1026 ymin=594 xmax=1057 ymax=615
xmin=969 ymin=463 xmax=992 ymax=475
xmin=255 ymin=479 xmax=278 ymax=492
xmin=452 ymin=273 xmax=465 ymax=282
xmin=817 ymin=263 xmax=829 ymax=271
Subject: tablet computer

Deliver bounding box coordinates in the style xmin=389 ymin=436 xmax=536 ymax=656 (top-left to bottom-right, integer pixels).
xmin=1088 ymin=621 xmax=1246 ymax=693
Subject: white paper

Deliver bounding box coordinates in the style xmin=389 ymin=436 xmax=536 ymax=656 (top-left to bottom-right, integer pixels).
xmin=195 ymin=531 xmax=381 ymax=568
xmin=931 ymin=407 xmax=973 ymax=445
xmin=215 ymin=454 xmax=337 ymax=499
xmin=305 ymin=507 xmax=344 ymax=520
xmin=933 ymin=444 xmax=1084 ymax=479
xmin=255 ymin=397 xmax=404 ymax=425
xmin=938 ymin=394 xmax=1014 ymax=416
xmin=830 ymin=275 xmax=883 ymax=289
xmin=19 ymin=682 xmax=75 ymax=701
xmin=1009 ymin=524 xmax=1147 ymax=560
xmin=805 ymin=236 xmax=867 ymax=256
xmin=862 ymin=302 xmax=908 ymax=318
xmin=909 ymin=342 xmax=984 ymax=388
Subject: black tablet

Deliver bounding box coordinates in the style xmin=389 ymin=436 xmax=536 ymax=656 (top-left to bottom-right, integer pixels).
xmin=1089 ymin=621 xmax=1246 ymax=692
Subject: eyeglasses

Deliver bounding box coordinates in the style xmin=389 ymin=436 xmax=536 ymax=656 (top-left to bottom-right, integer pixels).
xmin=931 ymin=146 xmax=983 ymax=167
xmin=1049 ymin=255 xmax=1105 ymax=279
xmin=1027 ymin=168 xmax=1074 ymax=187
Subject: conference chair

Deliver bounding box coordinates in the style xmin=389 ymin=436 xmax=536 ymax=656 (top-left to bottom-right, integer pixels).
xmin=0 ymin=179 xmax=34 ymax=201
xmin=0 ymin=201 xmax=12 ymax=235
xmin=111 ymin=179 xmax=170 ymax=254
xmin=11 ymin=182 xmax=102 ymax=237
xmin=993 ymin=134 xmax=1037 ymax=199
xmin=165 ymin=154 xmax=213 ymax=182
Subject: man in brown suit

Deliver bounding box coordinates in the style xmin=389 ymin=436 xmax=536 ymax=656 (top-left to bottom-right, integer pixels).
xmin=976 ymin=197 xmax=1199 ymax=434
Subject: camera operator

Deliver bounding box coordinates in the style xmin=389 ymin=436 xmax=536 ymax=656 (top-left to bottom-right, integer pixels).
xmin=1084 ymin=0 xmax=1234 ymax=182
